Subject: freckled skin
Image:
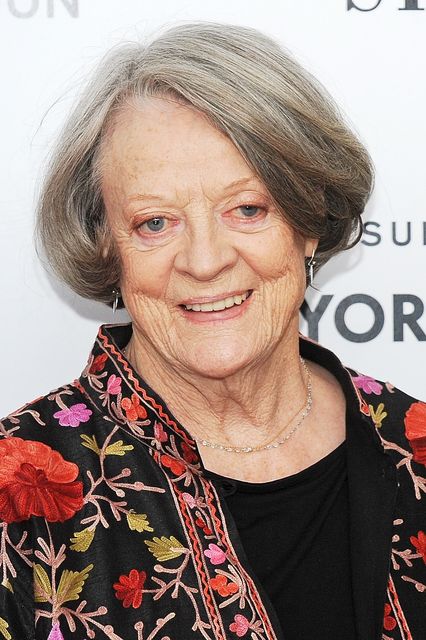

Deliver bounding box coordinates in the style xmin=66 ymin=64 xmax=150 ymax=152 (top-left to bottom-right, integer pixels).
xmin=100 ymin=97 xmax=345 ymax=480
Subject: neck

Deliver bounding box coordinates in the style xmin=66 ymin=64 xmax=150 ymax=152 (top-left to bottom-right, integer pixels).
xmin=125 ymin=326 xmax=309 ymax=451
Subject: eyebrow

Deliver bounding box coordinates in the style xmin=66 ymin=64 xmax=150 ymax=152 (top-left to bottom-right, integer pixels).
xmin=127 ymin=176 xmax=261 ymax=205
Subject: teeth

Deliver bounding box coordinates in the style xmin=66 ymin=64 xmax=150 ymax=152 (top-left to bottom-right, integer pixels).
xmin=184 ymin=291 xmax=250 ymax=312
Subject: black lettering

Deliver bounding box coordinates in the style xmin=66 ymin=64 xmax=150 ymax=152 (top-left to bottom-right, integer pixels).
xmin=47 ymin=0 xmax=78 ymax=17
xmin=393 ymin=295 xmax=426 ymax=340
xmin=300 ymin=295 xmax=333 ymax=342
xmin=335 ymin=294 xmax=384 ymax=342
xmin=399 ymin=0 xmax=424 ymax=9
xmin=347 ymin=0 xmax=382 ymax=10
xmin=362 ymin=221 xmax=381 ymax=246
xmin=8 ymin=0 xmax=39 ymax=17
xmin=392 ymin=221 xmax=411 ymax=246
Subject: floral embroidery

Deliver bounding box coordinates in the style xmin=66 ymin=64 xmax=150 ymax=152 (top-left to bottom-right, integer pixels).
xmin=204 ymin=543 xmax=226 ymax=565
xmin=229 ymin=614 xmax=250 ymax=637
xmin=383 ymin=603 xmax=397 ymax=631
xmin=53 ymin=403 xmax=92 ymax=427
xmin=89 ymin=353 xmax=108 ymax=374
xmin=181 ymin=441 xmax=198 ymax=464
xmin=209 ymin=574 xmax=238 ymax=596
xmin=113 ymin=569 xmax=147 ymax=608
xmin=161 ymin=454 xmax=186 ymax=476
xmin=121 ymin=393 xmax=148 ymax=421
xmin=410 ymin=531 xmax=426 ymax=563
xmin=106 ymin=374 xmax=122 ymax=395
xmin=154 ymin=421 xmax=168 ymax=443
xmin=0 ymin=438 xmax=83 ymax=522
xmin=404 ymin=401 xmax=426 ymax=466
xmin=47 ymin=622 xmax=65 ymax=640
xmin=352 ymin=374 xmax=383 ymax=395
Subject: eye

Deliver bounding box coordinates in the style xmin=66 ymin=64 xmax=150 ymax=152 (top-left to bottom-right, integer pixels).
xmin=139 ymin=217 xmax=167 ymax=233
xmin=237 ymin=205 xmax=263 ymax=218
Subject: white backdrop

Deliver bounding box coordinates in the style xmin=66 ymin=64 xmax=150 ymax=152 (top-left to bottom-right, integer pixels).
xmin=1 ymin=0 xmax=425 ymax=417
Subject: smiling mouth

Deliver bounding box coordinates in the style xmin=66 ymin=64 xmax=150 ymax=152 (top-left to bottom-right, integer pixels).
xmin=180 ymin=290 xmax=253 ymax=312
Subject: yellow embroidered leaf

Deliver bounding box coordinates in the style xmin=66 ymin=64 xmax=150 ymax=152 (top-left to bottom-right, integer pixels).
xmin=70 ymin=527 xmax=95 ymax=552
xmin=1 ymin=579 xmax=13 ymax=593
xmin=144 ymin=536 xmax=185 ymax=562
xmin=56 ymin=564 xmax=93 ymax=606
xmin=33 ymin=564 xmax=52 ymax=602
xmin=369 ymin=402 xmax=388 ymax=428
xmin=127 ymin=512 xmax=154 ymax=533
xmin=105 ymin=440 xmax=134 ymax=456
xmin=80 ymin=434 xmax=100 ymax=455
xmin=0 ymin=617 xmax=11 ymax=640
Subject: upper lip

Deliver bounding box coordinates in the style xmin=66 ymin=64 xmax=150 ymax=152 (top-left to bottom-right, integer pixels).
xmin=179 ymin=289 xmax=252 ymax=305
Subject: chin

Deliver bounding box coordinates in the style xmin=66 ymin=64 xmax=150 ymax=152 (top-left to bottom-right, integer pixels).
xmin=182 ymin=340 xmax=255 ymax=379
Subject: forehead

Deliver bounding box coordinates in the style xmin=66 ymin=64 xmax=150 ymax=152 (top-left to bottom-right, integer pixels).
xmin=99 ymin=97 xmax=261 ymax=197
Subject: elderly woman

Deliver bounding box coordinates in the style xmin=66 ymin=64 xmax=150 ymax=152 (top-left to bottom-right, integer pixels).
xmin=1 ymin=22 xmax=425 ymax=640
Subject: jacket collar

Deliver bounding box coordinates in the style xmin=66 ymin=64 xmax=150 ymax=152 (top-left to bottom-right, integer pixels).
xmin=79 ymin=323 xmax=398 ymax=640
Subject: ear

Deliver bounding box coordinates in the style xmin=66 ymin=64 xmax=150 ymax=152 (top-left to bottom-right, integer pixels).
xmin=304 ymin=238 xmax=319 ymax=258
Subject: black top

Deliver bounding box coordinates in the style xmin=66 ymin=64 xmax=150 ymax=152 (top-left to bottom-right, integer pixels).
xmin=206 ymin=442 xmax=358 ymax=640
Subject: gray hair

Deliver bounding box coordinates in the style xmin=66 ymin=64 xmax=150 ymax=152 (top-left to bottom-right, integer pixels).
xmin=36 ymin=21 xmax=374 ymax=306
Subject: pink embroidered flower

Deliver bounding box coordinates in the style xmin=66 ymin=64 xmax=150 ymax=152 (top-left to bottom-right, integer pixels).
xmin=48 ymin=623 xmax=65 ymax=640
xmin=352 ymin=375 xmax=383 ymax=395
xmin=182 ymin=492 xmax=196 ymax=508
xmin=204 ymin=543 xmax=226 ymax=565
xmin=154 ymin=422 xmax=168 ymax=443
xmin=106 ymin=374 xmax=122 ymax=395
xmin=53 ymin=403 xmax=92 ymax=427
xmin=229 ymin=614 xmax=250 ymax=637
xmin=383 ymin=604 xmax=397 ymax=631
xmin=410 ymin=531 xmax=426 ymax=563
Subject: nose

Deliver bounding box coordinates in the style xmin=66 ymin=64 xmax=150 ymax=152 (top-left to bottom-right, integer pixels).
xmin=174 ymin=217 xmax=238 ymax=282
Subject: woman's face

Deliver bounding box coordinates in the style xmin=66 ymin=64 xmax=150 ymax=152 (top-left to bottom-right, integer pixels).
xmin=101 ymin=97 xmax=316 ymax=379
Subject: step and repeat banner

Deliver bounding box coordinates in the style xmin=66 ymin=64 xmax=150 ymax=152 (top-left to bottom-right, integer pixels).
xmin=1 ymin=0 xmax=425 ymax=416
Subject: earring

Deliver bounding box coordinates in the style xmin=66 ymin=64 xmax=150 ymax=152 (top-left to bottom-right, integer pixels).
xmin=112 ymin=288 xmax=120 ymax=314
xmin=307 ymin=249 xmax=316 ymax=286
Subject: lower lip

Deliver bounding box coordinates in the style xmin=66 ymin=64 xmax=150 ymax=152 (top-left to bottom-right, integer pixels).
xmin=179 ymin=292 xmax=253 ymax=324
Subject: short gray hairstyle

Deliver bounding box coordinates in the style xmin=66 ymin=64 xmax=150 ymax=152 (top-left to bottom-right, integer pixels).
xmin=36 ymin=21 xmax=374 ymax=306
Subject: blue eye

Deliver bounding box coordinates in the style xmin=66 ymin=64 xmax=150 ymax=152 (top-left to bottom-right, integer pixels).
xmin=144 ymin=217 xmax=166 ymax=232
xmin=238 ymin=205 xmax=261 ymax=217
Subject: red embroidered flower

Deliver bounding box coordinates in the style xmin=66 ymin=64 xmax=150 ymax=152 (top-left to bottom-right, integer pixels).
xmin=209 ymin=574 xmax=238 ymax=597
xmin=195 ymin=516 xmax=213 ymax=536
xmin=404 ymin=402 xmax=426 ymax=465
xmin=0 ymin=438 xmax=83 ymax=523
xmin=121 ymin=394 xmax=148 ymax=422
xmin=410 ymin=531 xmax=426 ymax=563
xmin=229 ymin=614 xmax=250 ymax=637
xmin=53 ymin=403 xmax=92 ymax=427
xmin=383 ymin=603 xmax=397 ymax=631
xmin=113 ymin=569 xmax=146 ymax=608
xmin=89 ymin=353 xmax=108 ymax=374
xmin=181 ymin=441 xmax=198 ymax=464
xmin=160 ymin=454 xmax=186 ymax=476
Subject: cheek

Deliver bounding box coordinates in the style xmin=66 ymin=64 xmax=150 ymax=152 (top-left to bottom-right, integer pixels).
xmin=119 ymin=244 xmax=175 ymax=300
xmin=241 ymin=227 xmax=304 ymax=281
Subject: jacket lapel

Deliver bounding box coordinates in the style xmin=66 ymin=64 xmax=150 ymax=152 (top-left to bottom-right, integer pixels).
xmin=346 ymin=385 xmax=399 ymax=640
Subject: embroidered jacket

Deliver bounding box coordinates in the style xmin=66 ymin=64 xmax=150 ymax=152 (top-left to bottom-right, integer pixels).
xmin=0 ymin=323 xmax=425 ymax=640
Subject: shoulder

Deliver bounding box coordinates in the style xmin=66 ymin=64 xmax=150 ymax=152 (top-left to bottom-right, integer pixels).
xmin=1 ymin=379 xmax=97 ymax=445
xmin=346 ymin=366 xmax=426 ymax=468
